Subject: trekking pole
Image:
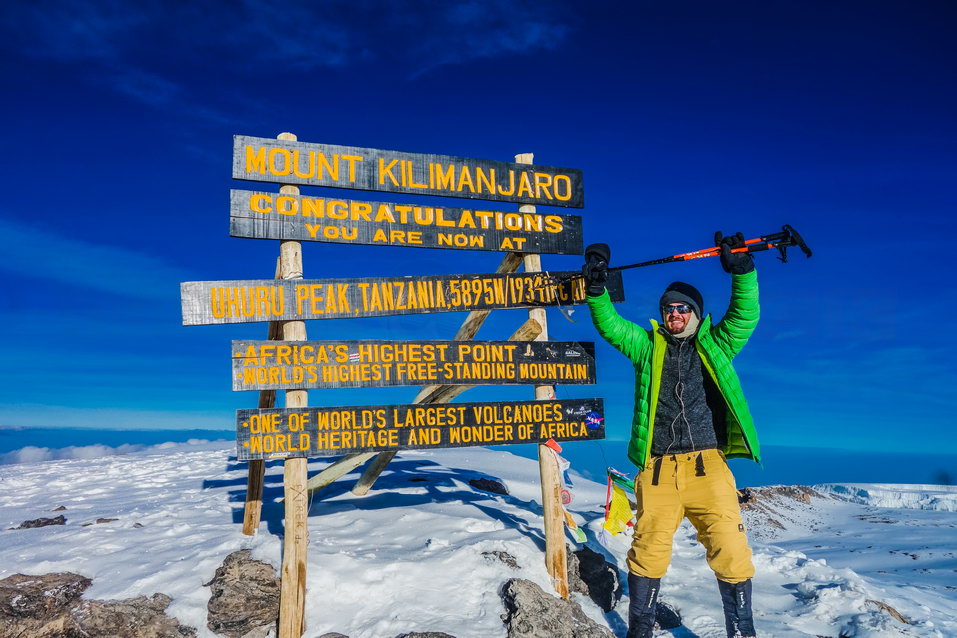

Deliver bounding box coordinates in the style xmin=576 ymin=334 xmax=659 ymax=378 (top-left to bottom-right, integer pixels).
xmin=610 ymin=224 xmax=812 ymax=273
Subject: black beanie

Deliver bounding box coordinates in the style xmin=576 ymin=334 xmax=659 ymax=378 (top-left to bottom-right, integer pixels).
xmin=659 ymin=281 xmax=704 ymax=318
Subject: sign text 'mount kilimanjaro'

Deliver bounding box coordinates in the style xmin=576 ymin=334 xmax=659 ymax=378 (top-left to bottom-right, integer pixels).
xmin=181 ymin=270 xmax=624 ymax=326
xmin=232 ymin=339 xmax=596 ymax=391
xmin=233 ymin=136 xmax=584 ymax=208
xmin=229 ymin=189 xmax=583 ymax=254
xmin=236 ymin=398 xmax=605 ymax=461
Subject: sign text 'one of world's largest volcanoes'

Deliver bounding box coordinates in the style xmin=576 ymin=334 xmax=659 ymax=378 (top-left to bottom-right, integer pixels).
xmin=180 ymin=270 xmax=624 ymax=326
xmin=236 ymin=398 xmax=605 ymax=461
xmin=232 ymin=136 xmax=583 ymax=208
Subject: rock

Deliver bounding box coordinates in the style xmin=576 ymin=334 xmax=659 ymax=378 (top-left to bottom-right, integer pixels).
xmin=10 ymin=515 xmax=66 ymax=530
xmin=0 ymin=572 xmax=194 ymax=638
xmin=738 ymin=485 xmax=820 ymax=508
xmin=738 ymin=485 xmax=823 ymax=535
xmin=0 ymin=572 xmax=91 ymax=618
xmin=469 ymin=478 xmax=509 ymax=496
xmin=394 ymin=633 xmax=457 ymax=638
xmin=52 ymin=505 xmax=67 ymax=512
xmin=74 ymin=593 xmax=196 ymax=637
xmin=318 ymin=633 xmax=349 ymax=638
xmin=654 ymin=601 xmax=681 ymax=630
xmin=566 ymin=547 xmax=622 ymax=612
xmin=501 ymin=578 xmax=613 ymax=638
xmin=83 ymin=518 xmax=121 ymax=527
xmin=865 ymin=599 xmax=909 ymax=624
xmin=206 ymin=550 xmax=280 ymax=638
xmin=483 ymin=550 xmax=519 ymax=569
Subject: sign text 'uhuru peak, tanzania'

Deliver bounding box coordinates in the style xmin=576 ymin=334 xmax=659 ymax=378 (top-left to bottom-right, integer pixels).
xmin=232 ymin=339 xmax=596 ymax=391
xmin=232 ymin=136 xmax=584 ymax=208
xmin=229 ymin=189 xmax=583 ymax=254
xmin=181 ymin=270 xmax=624 ymax=326
xmin=236 ymin=398 xmax=605 ymax=461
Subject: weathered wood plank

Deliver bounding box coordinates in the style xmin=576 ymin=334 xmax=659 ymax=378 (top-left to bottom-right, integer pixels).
xmin=231 ymin=339 xmax=596 ymax=391
xmin=236 ymin=398 xmax=605 ymax=461
xmin=233 ymin=136 xmax=584 ymax=208
xmin=230 ymin=190 xmax=583 ymax=254
xmin=181 ymin=270 xmax=624 ymax=326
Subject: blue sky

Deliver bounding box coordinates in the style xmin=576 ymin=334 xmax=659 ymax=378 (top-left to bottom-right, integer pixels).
xmin=0 ymin=1 xmax=954 ymax=455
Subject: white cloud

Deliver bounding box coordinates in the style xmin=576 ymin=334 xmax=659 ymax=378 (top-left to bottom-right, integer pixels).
xmin=0 ymin=439 xmax=229 ymax=465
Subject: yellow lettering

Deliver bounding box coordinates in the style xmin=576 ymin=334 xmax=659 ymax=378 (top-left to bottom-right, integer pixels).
xmin=378 ymin=158 xmax=399 ymax=186
xmin=250 ymin=193 xmax=272 ymax=213
xmin=245 ymin=145 xmax=266 ymax=174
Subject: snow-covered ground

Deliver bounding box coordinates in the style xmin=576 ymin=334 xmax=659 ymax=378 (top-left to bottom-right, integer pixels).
xmin=1 ymin=442 xmax=954 ymax=637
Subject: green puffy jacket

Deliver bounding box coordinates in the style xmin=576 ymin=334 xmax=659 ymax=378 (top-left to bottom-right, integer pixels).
xmin=586 ymin=270 xmax=761 ymax=470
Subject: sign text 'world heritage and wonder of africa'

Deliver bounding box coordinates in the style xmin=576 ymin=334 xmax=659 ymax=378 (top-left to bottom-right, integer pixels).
xmin=181 ymin=270 xmax=624 ymax=326
xmin=231 ymin=339 xmax=596 ymax=391
xmin=236 ymin=398 xmax=605 ymax=461
xmin=232 ymin=136 xmax=583 ymax=208
xmin=229 ymin=189 xmax=583 ymax=254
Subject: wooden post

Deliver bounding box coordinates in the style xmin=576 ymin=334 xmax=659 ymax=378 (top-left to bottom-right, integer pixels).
xmin=517 ymin=151 xmax=569 ymax=599
xmin=243 ymin=258 xmax=283 ymax=536
xmin=276 ymin=132 xmax=309 ymax=638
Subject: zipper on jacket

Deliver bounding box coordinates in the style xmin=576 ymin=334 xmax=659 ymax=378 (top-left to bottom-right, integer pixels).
xmin=694 ymin=337 xmax=755 ymax=461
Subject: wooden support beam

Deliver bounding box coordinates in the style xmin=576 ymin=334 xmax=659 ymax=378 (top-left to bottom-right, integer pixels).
xmin=243 ymin=258 xmax=284 ymax=536
xmin=412 ymin=251 xmax=522 ymax=404
xmin=414 ymin=317 xmax=543 ymax=406
xmin=350 ymin=449 xmax=397 ymax=497
xmin=276 ymin=132 xmax=309 ymax=638
xmin=517 ymin=151 xmax=569 ymax=600
xmin=350 ymin=314 xmax=544 ymax=497
xmin=304 ymin=452 xmax=375 ymax=497
xmin=349 ymin=252 xmax=525 ymax=498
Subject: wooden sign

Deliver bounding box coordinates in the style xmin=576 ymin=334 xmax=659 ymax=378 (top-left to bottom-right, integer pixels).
xmin=233 ymin=136 xmax=584 ymax=208
xmin=181 ymin=270 xmax=624 ymax=326
xmin=229 ymin=189 xmax=584 ymax=254
xmin=236 ymin=398 xmax=605 ymax=460
xmin=232 ymin=339 xmax=596 ymax=391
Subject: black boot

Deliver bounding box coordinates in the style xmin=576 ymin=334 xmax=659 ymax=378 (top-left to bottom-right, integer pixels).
xmin=717 ymin=578 xmax=755 ymax=637
xmin=626 ymin=573 xmax=660 ymax=638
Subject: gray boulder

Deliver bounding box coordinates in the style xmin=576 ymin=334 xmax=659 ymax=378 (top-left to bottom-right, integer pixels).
xmin=567 ymin=547 xmax=622 ymax=612
xmin=501 ymin=578 xmax=613 ymax=638
xmin=205 ymin=550 xmax=280 ymax=638
xmin=76 ymin=593 xmax=196 ymax=637
xmin=10 ymin=515 xmax=66 ymax=530
xmin=469 ymin=478 xmax=509 ymax=496
xmin=0 ymin=572 xmax=195 ymax=638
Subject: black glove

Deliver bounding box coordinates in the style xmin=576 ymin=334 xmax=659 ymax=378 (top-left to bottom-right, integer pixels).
xmin=715 ymin=231 xmax=754 ymax=275
xmin=582 ymin=243 xmax=611 ymax=296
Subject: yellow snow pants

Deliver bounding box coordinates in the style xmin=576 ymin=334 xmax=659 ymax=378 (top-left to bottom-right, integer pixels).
xmin=627 ymin=448 xmax=754 ymax=584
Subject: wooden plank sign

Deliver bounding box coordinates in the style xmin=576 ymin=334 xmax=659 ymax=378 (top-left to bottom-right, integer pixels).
xmin=229 ymin=189 xmax=584 ymax=254
xmin=181 ymin=270 xmax=624 ymax=326
xmin=233 ymin=136 xmax=584 ymax=208
xmin=236 ymin=398 xmax=605 ymax=461
xmin=232 ymin=339 xmax=596 ymax=391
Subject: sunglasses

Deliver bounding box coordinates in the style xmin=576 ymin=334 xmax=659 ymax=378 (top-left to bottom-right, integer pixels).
xmin=662 ymin=303 xmax=692 ymax=315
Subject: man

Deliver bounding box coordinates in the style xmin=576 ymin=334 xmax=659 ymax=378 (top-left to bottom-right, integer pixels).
xmin=582 ymin=233 xmax=760 ymax=638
